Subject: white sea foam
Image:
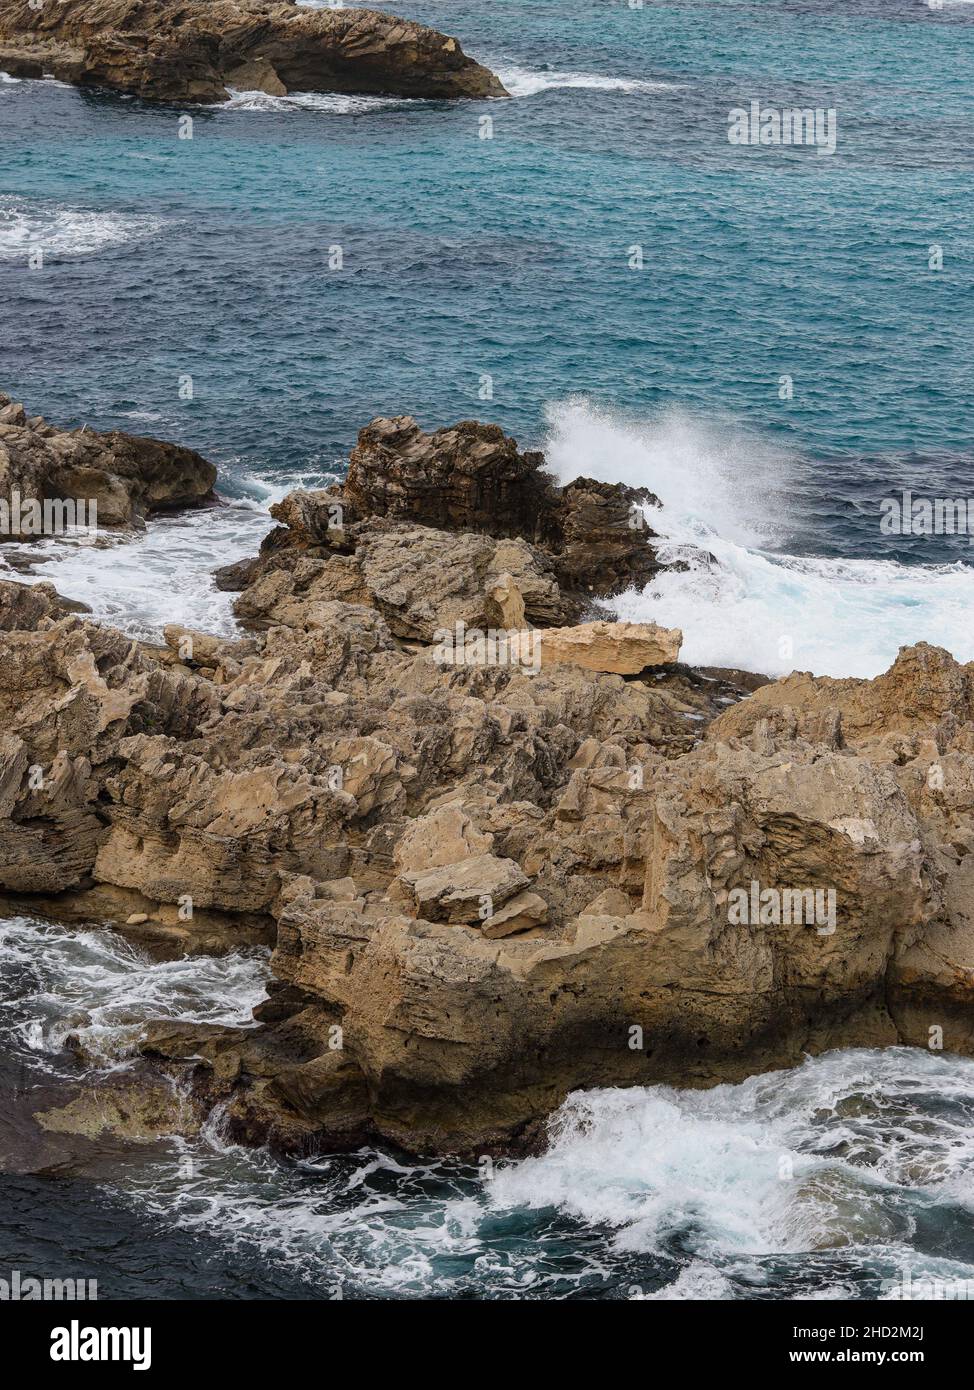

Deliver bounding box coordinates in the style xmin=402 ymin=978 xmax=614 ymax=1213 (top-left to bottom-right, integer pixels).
xmin=0 ymin=70 xmax=72 ymax=88
xmin=0 ymin=916 xmax=268 ymax=1069
xmin=489 ymin=1049 xmax=974 ymax=1263
xmin=223 ymin=86 xmax=403 ymax=113
xmin=496 ymin=65 xmax=679 ymax=98
xmin=0 ymin=198 xmax=165 ymax=262
xmin=97 ymin=1046 xmax=974 ymax=1298
xmin=641 ymin=1262 xmax=736 ymax=1300
xmin=7 ymin=916 xmax=971 ymax=1296
xmin=0 ymin=464 xmax=336 ymax=642
xmin=2 ymin=504 xmax=265 ymax=641
xmin=543 ymin=399 xmax=974 ymax=678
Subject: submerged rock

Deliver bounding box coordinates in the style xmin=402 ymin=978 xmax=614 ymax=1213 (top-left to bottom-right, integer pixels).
xmin=0 ymin=0 xmax=508 ymax=103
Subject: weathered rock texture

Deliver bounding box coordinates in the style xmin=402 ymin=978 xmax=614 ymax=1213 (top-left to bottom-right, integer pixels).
xmin=343 ymin=416 xmax=664 ymax=597
xmin=540 ymin=620 xmax=681 ymax=674
xmin=0 ymin=1 xmax=508 ymax=103
xmin=3 ymin=409 xmax=974 ymax=1158
xmin=220 ymin=414 xmax=667 ymax=623
xmin=0 ymin=392 xmax=216 ymax=531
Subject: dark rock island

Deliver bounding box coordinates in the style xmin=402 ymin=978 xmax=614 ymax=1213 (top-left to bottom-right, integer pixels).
xmin=0 ymin=0 xmax=508 ymax=103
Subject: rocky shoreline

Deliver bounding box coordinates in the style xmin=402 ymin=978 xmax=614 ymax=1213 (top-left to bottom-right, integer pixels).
xmin=2 ymin=396 xmax=973 ymax=1166
xmin=0 ymin=0 xmax=507 ymax=103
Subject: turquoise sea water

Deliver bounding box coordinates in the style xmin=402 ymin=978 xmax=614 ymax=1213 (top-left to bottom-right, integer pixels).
xmin=2 ymin=0 xmax=972 ymax=491
xmin=2 ymin=0 xmax=973 ymax=677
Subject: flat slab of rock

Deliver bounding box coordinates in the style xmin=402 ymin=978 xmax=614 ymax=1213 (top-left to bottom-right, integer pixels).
xmin=480 ymin=889 xmax=548 ymax=938
xmin=539 ymin=620 xmax=681 ymax=674
xmin=400 ymin=853 xmax=529 ymax=924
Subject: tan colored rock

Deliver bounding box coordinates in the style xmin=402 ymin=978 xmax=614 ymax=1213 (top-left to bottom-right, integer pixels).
xmin=709 ymin=642 xmax=974 ymax=752
xmin=354 ymin=524 xmax=574 ymax=639
xmin=485 ymin=572 xmax=526 ymax=629
xmin=540 ymin=620 xmax=681 ymax=674
xmin=163 ymin=624 xmax=238 ymax=667
xmin=480 ymin=889 xmax=548 ymax=938
xmin=34 ymin=1079 xmax=200 ymax=1142
xmin=580 ymin=886 xmax=633 ymax=917
xmin=225 ymin=56 xmax=286 ymax=96
xmin=399 ymin=853 xmax=529 ymax=924
xmin=394 ymin=803 xmax=493 ymax=873
xmin=13 ymin=410 xmax=974 ymax=1161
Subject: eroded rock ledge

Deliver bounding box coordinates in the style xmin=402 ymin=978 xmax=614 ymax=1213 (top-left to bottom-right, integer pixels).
xmin=0 ymin=391 xmax=216 ymax=533
xmin=0 ymin=0 xmax=508 ymax=103
xmin=2 ymin=407 xmax=973 ymax=1160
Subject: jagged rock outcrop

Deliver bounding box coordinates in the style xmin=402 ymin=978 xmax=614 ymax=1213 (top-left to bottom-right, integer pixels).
xmin=0 ymin=392 xmax=216 ymax=532
xmin=0 ymin=0 xmax=508 ymax=103
xmin=345 ymin=416 xmax=559 ymax=539
xmin=5 ymin=549 xmax=974 ymax=1153
xmin=232 ymin=519 xmax=581 ymax=638
xmin=0 ymin=549 xmax=747 ymax=1151
xmin=5 ymin=408 xmax=974 ymax=1158
xmin=220 ymin=415 xmax=667 ymax=626
xmin=344 ymin=416 xmax=664 ymax=597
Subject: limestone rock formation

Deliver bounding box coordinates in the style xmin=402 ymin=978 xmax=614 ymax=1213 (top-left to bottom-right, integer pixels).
xmin=344 ymin=415 xmax=664 ymax=598
xmin=5 ymin=406 xmax=974 ymax=1159
xmin=224 ymin=414 xmax=669 ymax=634
xmin=0 ymin=0 xmax=508 ymax=103
xmin=345 ymin=416 xmax=559 ymax=539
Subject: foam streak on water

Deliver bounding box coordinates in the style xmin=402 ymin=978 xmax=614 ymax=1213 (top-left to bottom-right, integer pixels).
xmin=0 ymin=197 xmax=165 ymax=262
xmin=0 ymin=916 xmax=268 ymax=1069
xmin=495 ymin=66 xmax=680 ymax=98
xmin=222 ymin=87 xmax=406 ymax=114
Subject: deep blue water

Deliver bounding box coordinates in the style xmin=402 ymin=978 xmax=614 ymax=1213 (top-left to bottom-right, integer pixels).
xmin=1 ymin=0 xmax=972 ymax=563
